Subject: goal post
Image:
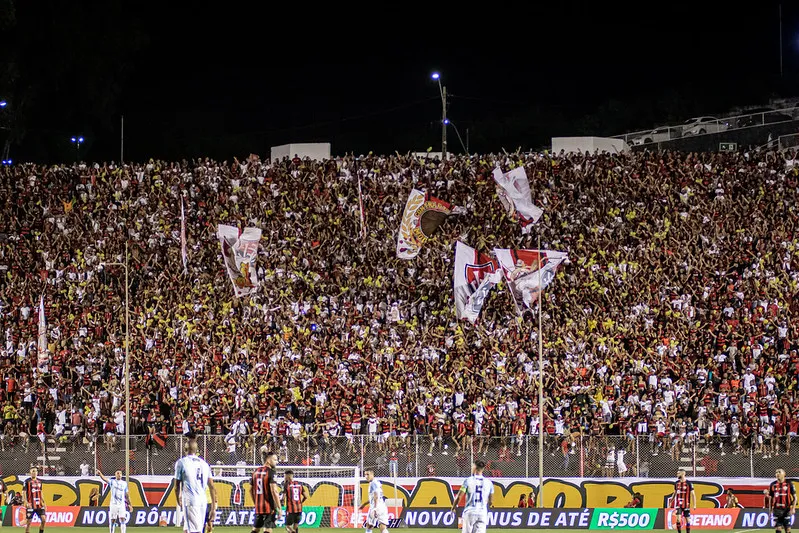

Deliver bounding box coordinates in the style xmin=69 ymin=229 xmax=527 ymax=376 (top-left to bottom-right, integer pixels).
xmin=209 ymin=464 xmax=360 ymax=527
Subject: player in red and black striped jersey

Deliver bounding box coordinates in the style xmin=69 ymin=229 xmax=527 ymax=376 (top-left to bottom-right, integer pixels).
xmin=282 ymin=470 xmax=309 ymax=533
xmin=23 ymin=467 xmax=46 ymax=533
xmin=250 ymin=452 xmax=280 ymax=533
xmin=769 ymin=469 xmax=796 ymax=533
xmin=672 ymin=470 xmax=695 ymax=533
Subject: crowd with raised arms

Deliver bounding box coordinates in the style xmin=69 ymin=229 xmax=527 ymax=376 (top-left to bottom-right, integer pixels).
xmin=0 ymin=148 xmax=798 ymax=468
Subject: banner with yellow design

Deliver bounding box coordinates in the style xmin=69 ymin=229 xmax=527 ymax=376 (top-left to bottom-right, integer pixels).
xmin=396 ymin=189 xmax=452 ymax=260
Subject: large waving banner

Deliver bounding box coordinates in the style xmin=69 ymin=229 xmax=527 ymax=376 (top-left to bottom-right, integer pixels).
xmin=493 ymin=166 xmax=543 ymax=233
xmin=396 ymin=189 xmax=452 ymax=260
xmin=494 ymin=248 xmax=567 ymax=311
xmin=217 ymin=224 xmax=262 ymax=297
xmin=453 ymin=242 xmax=501 ymax=324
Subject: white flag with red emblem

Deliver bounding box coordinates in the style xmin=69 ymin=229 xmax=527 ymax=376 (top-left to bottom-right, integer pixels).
xmin=453 ymin=241 xmax=502 ymax=323
xmin=494 ymin=248 xmax=567 ymax=311
xmin=492 ymin=166 xmax=543 ymax=234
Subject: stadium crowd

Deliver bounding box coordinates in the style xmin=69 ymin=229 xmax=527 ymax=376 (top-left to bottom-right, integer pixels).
xmin=1 ymin=148 xmax=798 ymax=470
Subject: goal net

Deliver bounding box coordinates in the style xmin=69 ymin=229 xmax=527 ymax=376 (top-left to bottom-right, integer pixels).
xmin=208 ymin=464 xmax=360 ymax=528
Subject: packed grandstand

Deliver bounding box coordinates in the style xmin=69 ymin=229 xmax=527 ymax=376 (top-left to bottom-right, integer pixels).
xmin=0 ymin=149 xmax=798 ymax=479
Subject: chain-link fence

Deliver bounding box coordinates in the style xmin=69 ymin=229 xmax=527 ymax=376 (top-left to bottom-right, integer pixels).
xmin=11 ymin=434 xmax=796 ymax=479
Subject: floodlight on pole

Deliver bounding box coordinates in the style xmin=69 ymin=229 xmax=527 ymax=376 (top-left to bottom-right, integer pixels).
xmin=71 ymin=135 xmax=84 ymax=162
xmin=430 ymin=72 xmax=447 ymax=159
xmin=0 ymin=101 xmax=7 ymax=108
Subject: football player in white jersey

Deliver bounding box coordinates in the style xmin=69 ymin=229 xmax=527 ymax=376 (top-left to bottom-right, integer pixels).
xmin=450 ymin=460 xmax=494 ymax=533
xmin=175 ymin=436 xmax=218 ymax=533
xmin=358 ymin=468 xmax=388 ymax=533
xmin=97 ymin=470 xmax=131 ymax=533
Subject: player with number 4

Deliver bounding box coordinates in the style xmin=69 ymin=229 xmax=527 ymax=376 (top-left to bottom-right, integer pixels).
xmin=450 ymin=460 xmax=494 ymax=533
xmin=175 ymin=435 xmax=218 ymax=533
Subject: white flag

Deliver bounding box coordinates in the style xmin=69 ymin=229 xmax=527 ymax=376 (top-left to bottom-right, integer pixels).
xmin=217 ymin=224 xmax=262 ymax=298
xmin=492 ymin=166 xmax=543 ymax=233
xmin=180 ymin=197 xmax=188 ymax=273
xmin=38 ymin=295 xmax=47 ymax=356
xmin=494 ymin=248 xmax=567 ymax=311
xmin=453 ymin=242 xmax=501 ymax=324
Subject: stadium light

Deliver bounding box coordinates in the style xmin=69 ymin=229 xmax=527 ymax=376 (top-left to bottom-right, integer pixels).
xmin=100 ymin=241 xmax=130 ymax=483
xmin=430 ymin=72 xmax=447 ymax=159
xmin=71 ymin=135 xmax=84 ymax=162
xmin=446 ymin=120 xmax=470 ymax=154
xmin=0 ymin=101 xmax=7 ymax=108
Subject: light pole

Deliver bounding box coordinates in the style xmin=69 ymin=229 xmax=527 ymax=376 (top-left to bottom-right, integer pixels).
xmin=0 ymin=100 xmax=9 ymax=163
xmin=431 ymin=72 xmax=447 ymax=159
xmin=70 ymin=136 xmax=84 ymax=162
xmin=101 ymin=241 xmax=130 ymax=482
xmin=445 ymin=119 xmax=470 ymax=155
xmin=779 ymin=3 xmax=783 ymax=77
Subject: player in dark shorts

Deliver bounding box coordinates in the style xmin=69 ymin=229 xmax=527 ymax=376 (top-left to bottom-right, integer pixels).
xmin=769 ymin=468 xmax=797 ymax=533
xmin=23 ymin=467 xmax=46 ymax=533
xmin=672 ymin=469 xmax=695 ymax=533
xmin=283 ymin=470 xmax=309 ymax=533
xmin=250 ymin=452 xmax=280 ymax=533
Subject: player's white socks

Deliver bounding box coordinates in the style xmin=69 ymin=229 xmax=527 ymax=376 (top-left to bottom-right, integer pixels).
xmin=120 ymin=523 xmax=126 ymax=533
xmin=110 ymin=522 xmax=116 ymax=533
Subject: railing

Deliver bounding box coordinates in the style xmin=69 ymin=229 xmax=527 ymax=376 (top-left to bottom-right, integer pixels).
xmin=614 ymin=108 xmax=799 ymax=146
xmin=778 ymin=133 xmax=799 ymax=151
xmin=11 ymin=434 xmax=797 ymax=478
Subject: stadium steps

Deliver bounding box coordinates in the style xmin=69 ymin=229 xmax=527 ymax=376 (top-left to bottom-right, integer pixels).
xmin=679 ymin=455 xmax=705 ymax=472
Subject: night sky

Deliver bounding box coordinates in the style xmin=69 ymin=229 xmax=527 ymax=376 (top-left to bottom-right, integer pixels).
xmin=1 ymin=2 xmax=796 ymax=162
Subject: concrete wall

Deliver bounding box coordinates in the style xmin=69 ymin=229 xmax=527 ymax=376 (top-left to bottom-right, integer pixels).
xmin=551 ymin=137 xmax=630 ymax=154
xmin=270 ymin=143 xmax=331 ymax=162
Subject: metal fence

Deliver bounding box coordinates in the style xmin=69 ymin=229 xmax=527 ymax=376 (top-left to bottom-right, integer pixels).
xmin=614 ymin=108 xmax=799 ymax=147
xmin=7 ymin=434 xmax=796 ymax=479
xmin=778 ymin=133 xmax=799 ymax=150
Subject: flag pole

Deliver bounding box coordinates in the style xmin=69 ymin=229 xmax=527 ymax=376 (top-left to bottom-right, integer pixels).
xmin=125 ymin=240 xmax=130 ymax=483
xmin=537 ymin=233 xmax=544 ymax=507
